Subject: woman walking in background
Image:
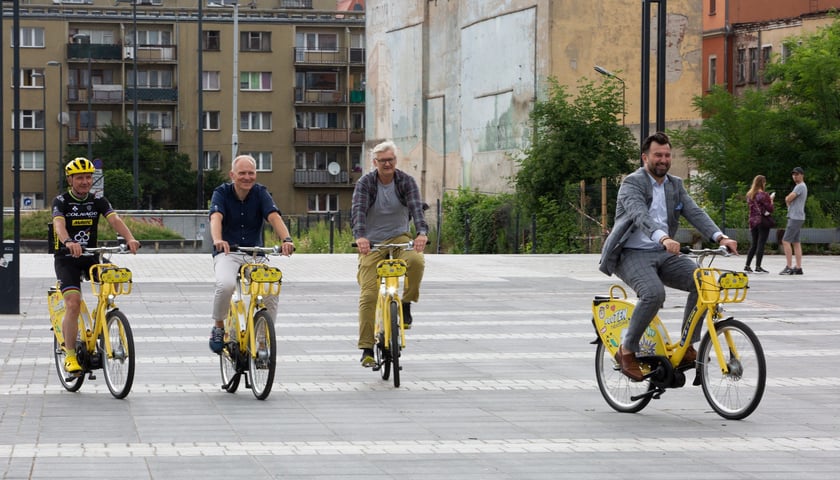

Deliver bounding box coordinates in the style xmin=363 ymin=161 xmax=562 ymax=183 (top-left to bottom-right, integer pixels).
xmin=745 ymin=175 xmax=775 ymax=273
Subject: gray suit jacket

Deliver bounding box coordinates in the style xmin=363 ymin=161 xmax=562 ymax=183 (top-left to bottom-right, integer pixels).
xmin=599 ymin=167 xmax=722 ymax=275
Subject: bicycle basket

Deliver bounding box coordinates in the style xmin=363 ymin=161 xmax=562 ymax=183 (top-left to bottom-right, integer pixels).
xmin=89 ymin=264 xmax=133 ymax=296
xmin=695 ymin=268 xmax=748 ymax=304
xmin=376 ymin=259 xmax=407 ymax=278
xmin=240 ymin=264 xmax=282 ymax=296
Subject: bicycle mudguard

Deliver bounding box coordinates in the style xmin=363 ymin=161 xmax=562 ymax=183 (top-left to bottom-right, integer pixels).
xmin=592 ymin=285 xmax=671 ymax=359
xmin=376 ymin=259 xmax=407 ymax=278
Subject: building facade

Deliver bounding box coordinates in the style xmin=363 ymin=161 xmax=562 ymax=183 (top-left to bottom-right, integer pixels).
xmin=363 ymin=0 xmax=706 ymax=199
xmin=3 ymin=0 xmax=364 ymax=216
xmin=702 ymin=0 xmax=840 ymax=94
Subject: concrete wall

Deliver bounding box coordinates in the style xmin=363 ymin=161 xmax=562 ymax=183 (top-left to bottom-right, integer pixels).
xmin=366 ymin=0 xmax=705 ymax=201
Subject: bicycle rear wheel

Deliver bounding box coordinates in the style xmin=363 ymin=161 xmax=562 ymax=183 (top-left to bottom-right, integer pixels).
xmin=100 ymin=310 xmax=135 ymax=399
xmin=594 ymin=340 xmax=652 ymax=413
xmin=249 ymin=310 xmax=277 ymax=400
xmin=390 ymin=301 xmax=401 ymax=388
xmin=698 ymin=318 xmax=766 ymax=420
xmin=53 ymin=336 xmax=84 ymax=392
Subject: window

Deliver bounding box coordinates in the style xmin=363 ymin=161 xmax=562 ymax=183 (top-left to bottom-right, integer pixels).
xmin=748 ymin=47 xmax=758 ymax=83
xmin=243 ymin=151 xmax=272 ymax=171
xmin=708 ymin=56 xmax=717 ymax=89
xmin=203 ymin=30 xmax=221 ymax=51
xmin=18 ymin=151 xmax=45 ymax=170
xmin=129 ymin=69 xmax=173 ymax=88
xmin=709 ymin=0 xmax=716 ymax=16
xmin=13 ymin=110 xmax=44 ymax=130
xmin=21 ymin=69 xmax=45 ymax=88
xmin=241 ymin=72 xmax=272 ymax=91
xmin=296 ymin=111 xmax=339 ymax=128
xmin=781 ymin=43 xmax=792 ymax=63
xmin=761 ymin=45 xmax=772 ymax=82
xmin=241 ymin=32 xmax=271 ymax=52
xmin=351 ymin=112 xmax=364 ymax=130
xmin=736 ymin=48 xmax=746 ymax=84
xmin=240 ymin=112 xmax=272 ymax=131
xmin=299 ymin=32 xmax=338 ymax=51
xmin=305 ymin=72 xmax=338 ymax=91
xmin=351 ymin=151 xmax=361 ymax=172
xmin=17 ymin=27 xmax=45 ymax=47
xmin=203 ymin=111 xmax=220 ymax=130
xmin=203 ymin=151 xmax=222 ymax=171
xmin=295 ymin=151 xmax=336 ymax=170
xmin=134 ymin=30 xmax=172 ymax=46
xmin=203 ymin=71 xmax=221 ymax=91
xmin=308 ymin=193 xmax=338 ymax=213
xmin=135 ymin=111 xmax=173 ymax=129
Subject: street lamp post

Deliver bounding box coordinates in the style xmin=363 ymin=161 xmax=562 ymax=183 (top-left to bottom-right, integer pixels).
xmin=594 ymin=65 xmax=626 ymax=126
xmin=209 ymin=1 xmax=240 ymax=162
xmin=131 ymin=1 xmax=140 ymax=208
xmin=72 ymin=33 xmax=93 ymax=160
xmin=32 ymin=72 xmax=48 ymax=205
xmin=47 ymin=61 xmax=63 ymax=188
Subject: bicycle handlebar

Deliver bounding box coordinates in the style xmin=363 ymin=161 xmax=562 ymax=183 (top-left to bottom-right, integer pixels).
xmin=680 ymin=245 xmax=732 ymax=265
xmin=351 ymin=240 xmax=414 ymax=251
xmin=61 ymin=244 xmax=131 ymax=257
xmin=231 ymin=245 xmax=285 ymax=256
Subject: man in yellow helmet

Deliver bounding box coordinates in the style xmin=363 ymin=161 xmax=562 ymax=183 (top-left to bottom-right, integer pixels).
xmin=52 ymin=157 xmax=141 ymax=373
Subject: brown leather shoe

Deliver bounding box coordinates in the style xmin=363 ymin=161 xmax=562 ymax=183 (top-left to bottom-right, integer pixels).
xmin=678 ymin=345 xmax=697 ymax=368
xmin=615 ymin=346 xmax=644 ymax=381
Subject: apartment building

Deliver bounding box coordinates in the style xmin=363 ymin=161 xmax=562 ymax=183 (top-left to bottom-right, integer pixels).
xmin=3 ymin=0 xmax=364 ymax=215
xmin=702 ymin=0 xmax=840 ymax=94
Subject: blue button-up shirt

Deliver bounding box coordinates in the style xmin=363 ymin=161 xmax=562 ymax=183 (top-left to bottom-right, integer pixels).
xmin=209 ymin=182 xmax=280 ymax=256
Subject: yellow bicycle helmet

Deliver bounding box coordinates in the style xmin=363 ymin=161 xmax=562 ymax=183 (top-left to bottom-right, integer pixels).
xmin=65 ymin=157 xmax=95 ymax=176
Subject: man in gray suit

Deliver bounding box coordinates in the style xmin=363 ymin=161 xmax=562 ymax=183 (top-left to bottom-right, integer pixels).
xmin=599 ymin=132 xmax=738 ymax=381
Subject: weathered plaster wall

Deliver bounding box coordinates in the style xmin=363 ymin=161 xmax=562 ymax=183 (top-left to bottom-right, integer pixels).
xmin=366 ymin=0 xmax=705 ymax=201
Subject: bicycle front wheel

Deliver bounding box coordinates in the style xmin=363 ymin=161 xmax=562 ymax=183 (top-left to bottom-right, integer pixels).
xmin=53 ymin=336 xmax=84 ymax=392
xmin=100 ymin=310 xmax=135 ymax=399
xmin=594 ymin=340 xmax=652 ymax=413
xmin=390 ymin=301 xmax=401 ymax=388
xmin=698 ymin=318 xmax=766 ymax=420
xmin=249 ymin=310 xmax=277 ymax=400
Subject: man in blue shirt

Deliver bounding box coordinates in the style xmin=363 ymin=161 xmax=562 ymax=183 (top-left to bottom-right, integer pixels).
xmin=207 ymin=154 xmax=295 ymax=353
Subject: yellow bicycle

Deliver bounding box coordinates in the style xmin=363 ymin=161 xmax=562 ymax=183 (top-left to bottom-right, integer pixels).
xmin=591 ymin=246 xmax=766 ymax=420
xmin=365 ymin=241 xmax=412 ymax=388
xmin=47 ymin=245 xmax=135 ymax=399
xmin=219 ymin=246 xmax=284 ymax=400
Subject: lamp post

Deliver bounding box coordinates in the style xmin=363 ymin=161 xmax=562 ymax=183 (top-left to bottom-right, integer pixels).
xmin=209 ymin=1 xmax=240 ymax=162
xmin=594 ymin=65 xmax=626 ymax=126
xmin=197 ymin=0 xmax=205 ymax=208
xmin=47 ymin=61 xmax=63 ymax=188
xmin=32 ymin=72 xmax=48 ymax=204
xmin=72 ymin=33 xmax=93 ymax=160
xmin=131 ymin=0 xmax=140 ymax=208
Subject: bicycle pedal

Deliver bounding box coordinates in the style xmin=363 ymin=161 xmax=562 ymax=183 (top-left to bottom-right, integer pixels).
xmin=371 ymin=365 xmax=381 ymax=371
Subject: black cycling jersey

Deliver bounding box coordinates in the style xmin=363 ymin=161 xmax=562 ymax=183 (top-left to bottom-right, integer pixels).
xmin=51 ymin=190 xmax=115 ymax=256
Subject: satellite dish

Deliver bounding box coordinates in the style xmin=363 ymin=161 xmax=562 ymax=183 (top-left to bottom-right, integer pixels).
xmin=58 ymin=112 xmax=69 ymax=126
xmin=327 ymin=162 xmax=340 ymax=176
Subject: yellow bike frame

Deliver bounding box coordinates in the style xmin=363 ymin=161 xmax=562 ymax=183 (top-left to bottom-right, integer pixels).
xmin=375 ymin=258 xmax=408 ymax=351
xmin=226 ymin=263 xmax=282 ymax=360
xmin=48 ymin=263 xmax=133 ymax=363
xmin=592 ymin=267 xmax=749 ymax=375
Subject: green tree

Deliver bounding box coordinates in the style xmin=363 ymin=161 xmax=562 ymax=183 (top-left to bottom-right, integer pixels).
xmin=67 ymin=124 xmax=226 ymax=209
xmin=672 ymin=18 xmax=840 ymax=226
xmin=512 ymin=76 xmax=636 ymax=252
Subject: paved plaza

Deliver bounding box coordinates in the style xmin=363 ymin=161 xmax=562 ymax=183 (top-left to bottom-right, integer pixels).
xmin=2 ymin=252 xmax=840 ymax=479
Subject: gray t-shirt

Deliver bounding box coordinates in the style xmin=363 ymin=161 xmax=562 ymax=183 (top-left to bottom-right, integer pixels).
xmin=365 ymin=180 xmax=409 ymax=243
xmin=788 ymin=182 xmax=807 ymax=220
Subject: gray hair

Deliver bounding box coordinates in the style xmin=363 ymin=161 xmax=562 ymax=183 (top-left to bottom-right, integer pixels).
xmin=231 ymin=154 xmax=257 ymax=172
xmin=370 ymin=140 xmax=397 ymax=162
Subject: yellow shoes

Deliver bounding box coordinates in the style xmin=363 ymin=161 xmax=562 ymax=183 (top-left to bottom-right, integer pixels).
xmin=64 ymin=351 xmax=81 ymax=373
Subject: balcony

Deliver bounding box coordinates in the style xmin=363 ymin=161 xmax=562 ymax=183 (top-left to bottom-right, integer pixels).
xmin=294 ymin=169 xmax=349 ymax=186
xmin=293 ymin=47 xmax=365 ymax=65
xmin=124 ymin=45 xmax=178 ymax=62
xmin=68 ymin=84 xmax=124 ymax=103
xmin=67 ymin=43 xmax=123 ymax=61
xmin=294 ymin=128 xmax=364 ymax=145
xmin=294 ymin=88 xmax=346 ymax=104
xmin=126 ymin=87 xmax=178 ymax=103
